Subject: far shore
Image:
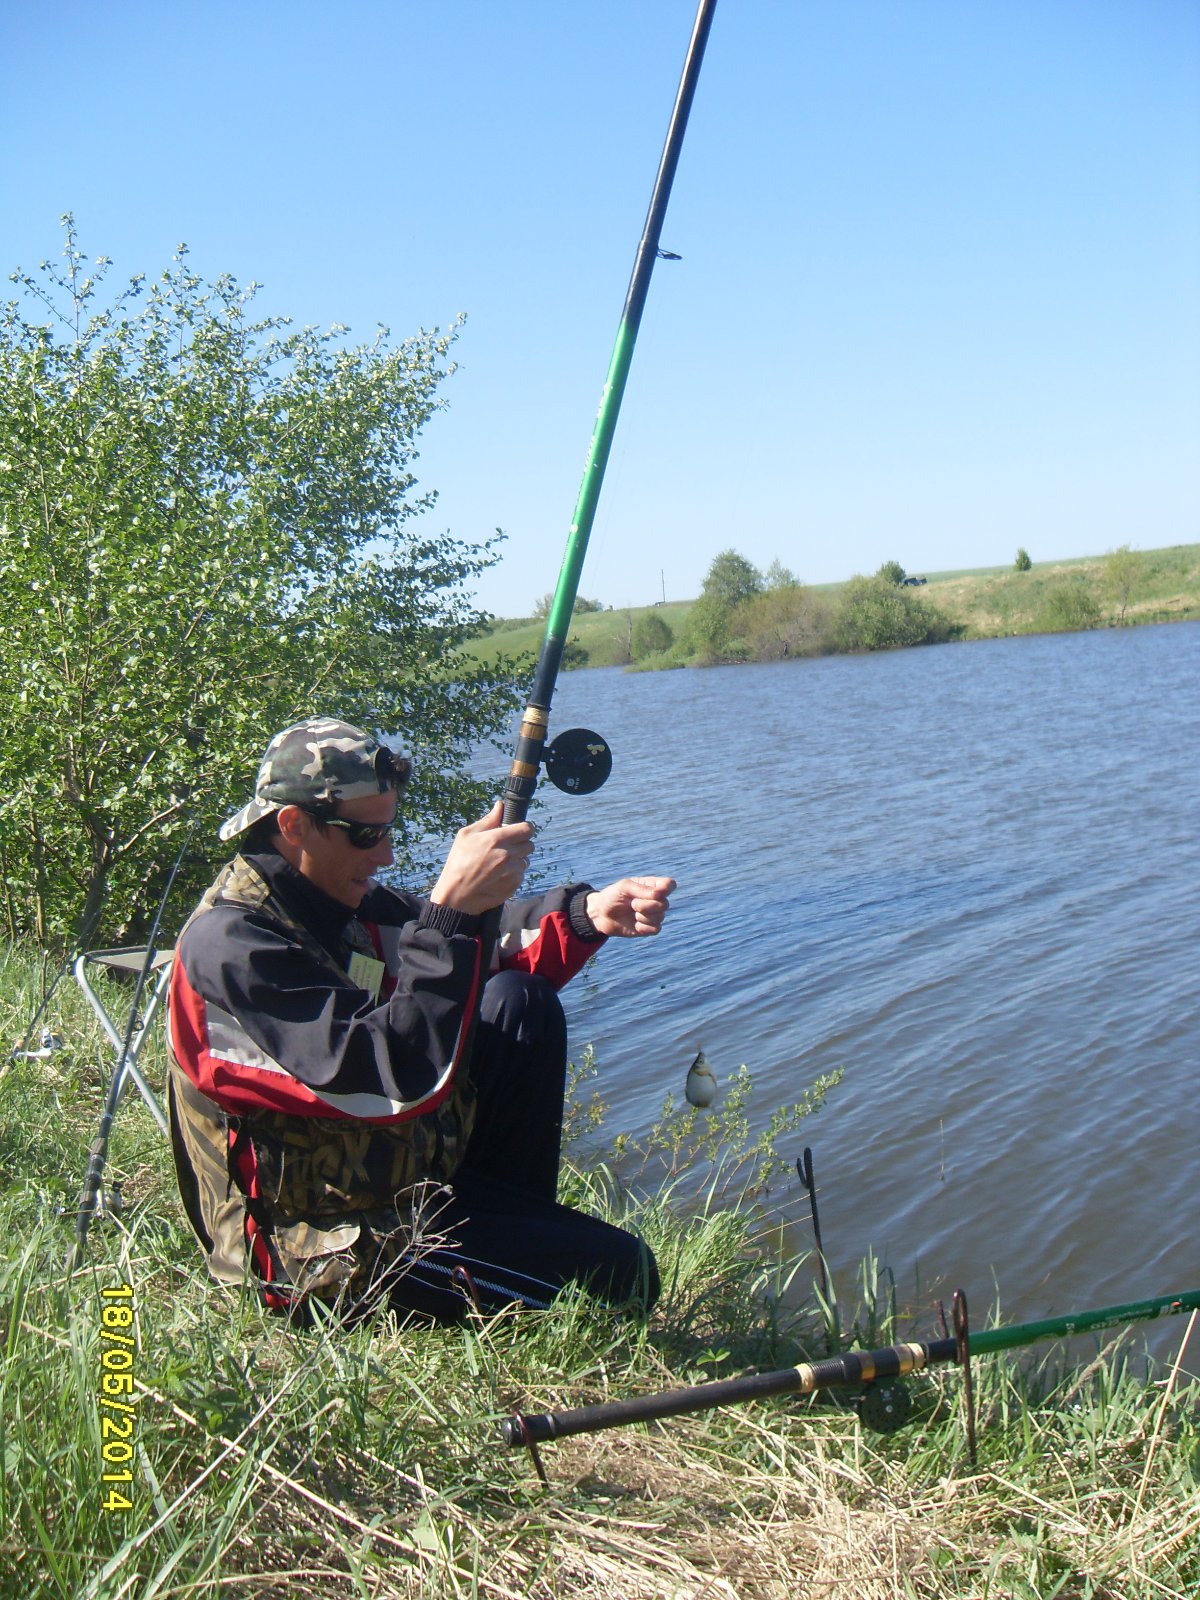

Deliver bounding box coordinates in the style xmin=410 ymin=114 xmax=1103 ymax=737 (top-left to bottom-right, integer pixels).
xmin=465 ymin=542 xmax=1200 ymax=672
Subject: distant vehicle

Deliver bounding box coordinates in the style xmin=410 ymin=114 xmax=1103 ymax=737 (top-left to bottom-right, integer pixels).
xmin=901 ymin=575 xmax=927 ymax=586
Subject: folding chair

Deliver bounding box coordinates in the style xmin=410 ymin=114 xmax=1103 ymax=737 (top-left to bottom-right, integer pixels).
xmin=74 ymin=947 xmax=173 ymax=1137
xmin=69 ymin=946 xmax=173 ymax=1257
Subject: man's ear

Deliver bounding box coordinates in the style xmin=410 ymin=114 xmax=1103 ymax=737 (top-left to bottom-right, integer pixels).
xmin=275 ymin=805 xmax=310 ymax=849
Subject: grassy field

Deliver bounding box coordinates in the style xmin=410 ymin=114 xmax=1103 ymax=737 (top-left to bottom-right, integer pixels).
xmin=465 ymin=544 xmax=1200 ymax=672
xmin=1 ymin=941 xmax=1198 ymax=1596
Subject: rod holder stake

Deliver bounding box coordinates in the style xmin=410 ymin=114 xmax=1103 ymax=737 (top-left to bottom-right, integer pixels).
xmin=952 ymin=1288 xmax=978 ymax=1469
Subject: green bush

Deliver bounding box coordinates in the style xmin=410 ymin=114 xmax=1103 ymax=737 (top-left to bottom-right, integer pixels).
xmin=631 ymin=612 xmax=674 ymax=660
xmin=1103 ymin=544 xmax=1145 ymax=622
xmin=733 ymin=585 xmax=835 ymax=661
xmin=533 ymin=593 xmax=604 ymax=619
xmin=1036 ymin=579 xmax=1102 ymax=632
xmin=834 ymin=576 xmax=949 ymax=652
xmin=1014 ymin=547 xmax=1033 ymax=572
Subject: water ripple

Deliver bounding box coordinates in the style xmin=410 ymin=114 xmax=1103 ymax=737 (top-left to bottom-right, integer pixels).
xmin=469 ymin=622 xmax=1200 ymax=1360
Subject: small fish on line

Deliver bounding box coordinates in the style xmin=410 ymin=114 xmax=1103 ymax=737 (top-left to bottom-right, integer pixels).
xmin=685 ymin=1050 xmax=717 ymax=1107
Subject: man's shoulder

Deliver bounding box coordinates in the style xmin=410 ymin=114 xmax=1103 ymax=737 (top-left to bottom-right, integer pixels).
xmin=175 ymin=856 xmax=301 ymax=960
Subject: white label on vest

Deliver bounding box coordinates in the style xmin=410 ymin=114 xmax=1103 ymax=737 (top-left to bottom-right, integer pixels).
xmin=347 ymin=952 xmax=385 ymax=1002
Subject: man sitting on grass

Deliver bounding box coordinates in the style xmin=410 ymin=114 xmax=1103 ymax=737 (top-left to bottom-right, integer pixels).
xmin=166 ymin=718 xmax=673 ymax=1324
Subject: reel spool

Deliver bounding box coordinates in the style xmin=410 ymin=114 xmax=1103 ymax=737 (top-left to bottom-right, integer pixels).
xmin=544 ymin=728 xmax=612 ymax=795
xmin=856 ymin=1380 xmax=913 ymax=1435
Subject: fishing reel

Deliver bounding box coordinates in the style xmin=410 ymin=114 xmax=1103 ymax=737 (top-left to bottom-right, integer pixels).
xmin=855 ymin=1378 xmax=913 ymax=1435
xmin=543 ymin=728 xmax=612 ymax=795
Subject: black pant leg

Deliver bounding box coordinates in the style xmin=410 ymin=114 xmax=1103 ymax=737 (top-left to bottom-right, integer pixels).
xmin=377 ymin=1172 xmax=659 ymax=1324
xmin=459 ymin=969 xmax=567 ymax=1201
xmin=364 ymin=970 xmax=658 ymax=1326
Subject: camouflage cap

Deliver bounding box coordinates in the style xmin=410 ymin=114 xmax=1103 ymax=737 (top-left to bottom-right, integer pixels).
xmin=219 ymin=718 xmax=411 ymax=842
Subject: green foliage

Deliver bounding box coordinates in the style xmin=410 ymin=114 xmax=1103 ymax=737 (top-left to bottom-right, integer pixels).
xmin=684 ymin=548 xmax=763 ymax=660
xmin=485 ymin=613 xmax=538 ymax=634
xmin=1103 ymin=543 xmax=1145 ymax=623
xmin=630 ymin=610 xmax=674 ymax=660
xmin=701 ymin=548 xmax=763 ymax=611
xmin=563 ymin=1047 xmax=843 ymax=1203
xmin=763 ymin=558 xmax=799 ymax=590
xmin=533 ymin=593 xmax=603 ymax=619
xmin=1014 ymin=547 xmax=1033 ymax=572
xmin=681 ymin=590 xmax=738 ymax=660
xmin=617 ymin=1062 xmax=844 ymax=1198
xmin=732 ymin=583 xmax=835 ymax=661
xmin=876 ymin=559 xmax=906 ymax=586
xmin=463 ymin=544 xmax=1200 ymax=676
xmin=0 ymin=221 xmax=521 ymax=946
xmin=559 ymin=637 xmax=589 ymax=669
xmin=834 ymin=574 xmax=949 ymax=652
xmin=1036 ymin=577 xmax=1102 ymax=632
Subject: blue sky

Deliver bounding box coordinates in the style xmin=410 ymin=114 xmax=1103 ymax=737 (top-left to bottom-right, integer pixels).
xmin=4 ymin=0 xmax=1197 ymax=618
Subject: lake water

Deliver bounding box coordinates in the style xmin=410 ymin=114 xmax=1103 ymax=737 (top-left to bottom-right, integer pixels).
xmin=501 ymin=622 xmax=1199 ymax=1365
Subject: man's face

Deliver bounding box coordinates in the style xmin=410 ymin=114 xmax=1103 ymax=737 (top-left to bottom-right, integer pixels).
xmin=285 ymin=789 xmax=398 ymax=909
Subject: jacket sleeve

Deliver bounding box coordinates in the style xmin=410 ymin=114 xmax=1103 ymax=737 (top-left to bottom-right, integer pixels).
xmin=168 ymin=898 xmax=484 ymax=1126
xmin=494 ymin=882 xmax=606 ymax=988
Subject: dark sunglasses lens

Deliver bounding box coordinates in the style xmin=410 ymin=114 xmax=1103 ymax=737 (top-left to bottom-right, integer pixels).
xmin=345 ymin=821 xmax=392 ymax=849
xmin=314 ymin=814 xmax=393 ymax=849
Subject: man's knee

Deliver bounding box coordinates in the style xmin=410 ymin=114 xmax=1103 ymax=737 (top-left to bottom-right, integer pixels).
xmin=479 ymin=970 xmax=565 ymax=1042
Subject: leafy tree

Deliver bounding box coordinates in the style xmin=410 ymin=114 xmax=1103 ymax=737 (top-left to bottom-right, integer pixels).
xmin=0 ymin=221 xmax=520 ymax=947
xmin=685 ymin=549 xmax=762 ymax=660
xmin=763 ymin=559 xmax=799 ymax=590
xmin=834 ymin=575 xmax=948 ymax=652
xmin=1014 ymin=547 xmax=1033 ymax=572
xmin=1103 ymin=544 xmax=1144 ymax=623
xmin=877 ymin=560 xmax=907 ymax=586
xmin=630 ymin=611 xmax=674 ymax=660
xmin=734 ymin=584 xmax=834 ymax=661
xmin=701 ymin=549 xmax=762 ymax=611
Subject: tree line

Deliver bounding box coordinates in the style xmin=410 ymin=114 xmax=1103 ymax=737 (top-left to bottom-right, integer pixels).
xmin=620 ymin=549 xmax=952 ymax=666
xmin=597 ymin=543 xmax=1158 ymax=668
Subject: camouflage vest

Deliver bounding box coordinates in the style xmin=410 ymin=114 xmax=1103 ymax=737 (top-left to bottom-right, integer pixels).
xmin=169 ymin=854 xmax=476 ymax=1307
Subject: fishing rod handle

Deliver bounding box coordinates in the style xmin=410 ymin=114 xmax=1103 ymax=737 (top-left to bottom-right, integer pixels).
xmin=500 ymin=1338 xmax=956 ymax=1447
xmin=501 ymin=701 xmax=549 ymax=824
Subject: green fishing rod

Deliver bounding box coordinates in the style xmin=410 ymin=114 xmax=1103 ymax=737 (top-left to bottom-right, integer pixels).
xmin=501 ymin=1287 xmax=1200 ymax=1449
xmin=498 ymin=0 xmax=718 ymax=823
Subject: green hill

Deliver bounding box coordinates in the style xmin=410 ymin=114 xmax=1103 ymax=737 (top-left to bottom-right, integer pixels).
xmin=464 ymin=543 xmax=1200 ymax=670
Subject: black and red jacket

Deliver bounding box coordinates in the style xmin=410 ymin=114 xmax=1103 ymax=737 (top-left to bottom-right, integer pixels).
xmin=166 ymin=848 xmax=604 ymax=1298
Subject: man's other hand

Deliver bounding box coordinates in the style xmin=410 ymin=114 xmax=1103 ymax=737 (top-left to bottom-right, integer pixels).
xmin=585 ymin=876 xmax=676 ymax=938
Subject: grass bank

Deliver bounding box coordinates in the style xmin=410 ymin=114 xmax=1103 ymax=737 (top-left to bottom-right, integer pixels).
xmin=1 ymin=940 xmax=1198 ymax=1597
xmin=466 ymin=544 xmax=1200 ymax=672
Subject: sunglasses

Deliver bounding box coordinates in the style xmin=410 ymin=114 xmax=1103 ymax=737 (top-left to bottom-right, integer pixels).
xmin=305 ymin=812 xmax=398 ymax=850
